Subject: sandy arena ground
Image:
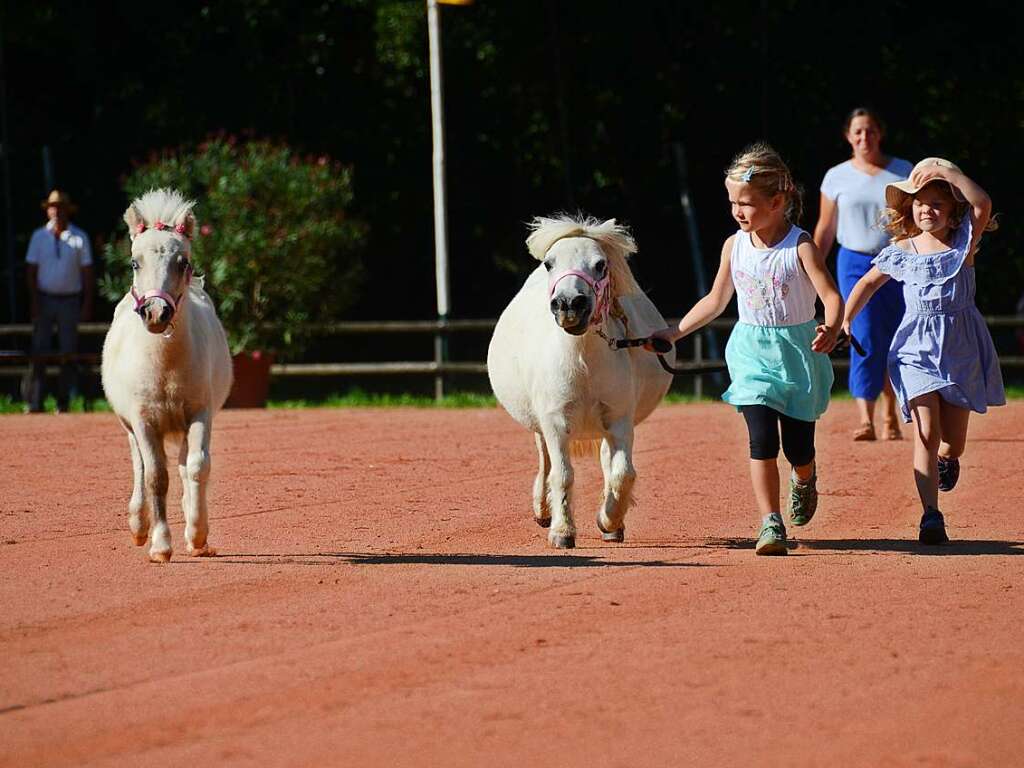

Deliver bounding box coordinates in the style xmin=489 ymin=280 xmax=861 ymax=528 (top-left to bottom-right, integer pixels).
xmin=2 ymin=400 xmax=1023 ymax=767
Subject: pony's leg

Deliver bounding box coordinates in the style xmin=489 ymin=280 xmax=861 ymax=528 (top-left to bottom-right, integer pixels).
xmin=532 ymin=432 xmax=552 ymax=527
xmin=596 ymin=419 xmax=636 ymax=542
xmin=182 ymin=412 xmax=216 ymax=556
xmin=177 ymin=439 xmax=192 ymax=537
xmin=132 ymin=422 xmax=172 ymax=562
xmin=541 ymin=423 xmax=575 ymax=549
xmin=126 ymin=427 xmax=150 ymax=546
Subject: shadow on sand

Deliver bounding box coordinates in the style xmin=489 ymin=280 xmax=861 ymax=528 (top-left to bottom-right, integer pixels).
xmin=193 ymin=551 xmax=710 ymax=568
xmin=703 ymin=537 xmax=1024 ymax=556
xmin=193 ymin=548 xmax=712 ymax=569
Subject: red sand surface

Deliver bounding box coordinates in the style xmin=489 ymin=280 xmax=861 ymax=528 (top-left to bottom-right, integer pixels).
xmin=2 ymin=401 xmax=1023 ymax=767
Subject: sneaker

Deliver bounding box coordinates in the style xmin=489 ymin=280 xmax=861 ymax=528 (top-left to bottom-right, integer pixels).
xmin=937 ymin=456 xmax=960 ymax=492
xmin=789 ymin=469 xmax=818 ymax=526
xmin=755 ymin=513 xmax=788 ymax=556
xmin=919 ymin=506 xmax=949 ymax=545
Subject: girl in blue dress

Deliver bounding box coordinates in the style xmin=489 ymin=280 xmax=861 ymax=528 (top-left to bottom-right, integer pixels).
xmin=843 ymin=158 xmax=1004 ymax=544
xmin=650 ymin=143 xmax=843 ymax=555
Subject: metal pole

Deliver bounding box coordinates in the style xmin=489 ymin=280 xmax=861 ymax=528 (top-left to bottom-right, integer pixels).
xmin=427 ymin=0 xmax=450 ymax=401
xmin=0 ymin=27 xmax=16 ymax=322
xmin=42 ymin=145 xmax=54 ymax=194
xmin=672 ymin=141 xmax=722 ymax=387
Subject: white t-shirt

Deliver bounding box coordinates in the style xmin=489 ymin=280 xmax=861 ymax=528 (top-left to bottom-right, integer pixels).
xmin=730 ymin=225 xmax=817 ymax=327
xmin=820 ymin=157 xmax=913 ymax=254
xmin=25 ymin=221 xmax=92 ymax=295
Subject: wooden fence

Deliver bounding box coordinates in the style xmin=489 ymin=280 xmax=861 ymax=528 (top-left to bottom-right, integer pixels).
xmin=2 ymin=317 xmax=1023 ymax=400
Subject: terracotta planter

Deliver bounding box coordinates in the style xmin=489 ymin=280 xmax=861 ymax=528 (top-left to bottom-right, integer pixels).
xmin=224 ymin=351 xmax=275 ymax=409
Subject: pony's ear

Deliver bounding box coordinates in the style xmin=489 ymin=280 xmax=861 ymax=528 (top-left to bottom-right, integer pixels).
xmin=124 ymin=205 xmax=144 ymax=240
xmin=601 ymin=218 xmax=618 ymax=229
xmin=176 ymin=211 xmax=196 ymax=239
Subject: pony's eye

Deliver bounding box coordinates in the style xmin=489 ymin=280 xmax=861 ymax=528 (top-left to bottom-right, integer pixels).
xmin=131 ymin=259 xmax=140 ymax=271
xmin=595 ymin=260 xmax=607 ymax=274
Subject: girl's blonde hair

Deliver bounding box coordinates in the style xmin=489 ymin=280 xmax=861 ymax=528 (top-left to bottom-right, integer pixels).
xmin=725 ymin=142 xmax=804 ymax=223
xmin=882 ymin=180 xmax=999 ymax=242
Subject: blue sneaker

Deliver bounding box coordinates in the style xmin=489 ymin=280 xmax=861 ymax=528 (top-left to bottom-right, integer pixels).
xmin=937 ymin=456 xmax=960 ymax=492
xmin=919 ymin=506 xmax=949 ymax=545
xmin=755 ymin=513 xmax=788 ymax=556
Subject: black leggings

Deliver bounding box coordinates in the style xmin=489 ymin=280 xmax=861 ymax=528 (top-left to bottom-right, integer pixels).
xmin=739 ymin=405 xmax=816 ymax=467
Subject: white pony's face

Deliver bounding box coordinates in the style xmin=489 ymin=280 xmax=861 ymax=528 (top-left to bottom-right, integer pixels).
xmin=130 ymin=231 xmax=192 ymax=334
xmin=544 ymin=237 xmax=608 ymax=335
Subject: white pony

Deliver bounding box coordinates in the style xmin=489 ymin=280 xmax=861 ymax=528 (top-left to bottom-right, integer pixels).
xmin=487 ymin=214 xmax=673 ymax=548
xmin=101 ymin=189 xmax=233 ymax=562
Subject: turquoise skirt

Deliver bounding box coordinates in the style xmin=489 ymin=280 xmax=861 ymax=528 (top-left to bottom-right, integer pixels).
xmin=722 ymin=320 xmax=834 ymax=422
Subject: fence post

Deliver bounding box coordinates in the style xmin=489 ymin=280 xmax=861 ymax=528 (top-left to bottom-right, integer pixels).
xmin=434 ymin=327 xmax=445 ymax=401
xmin=694 ymin=333 xmax=703 ymax=399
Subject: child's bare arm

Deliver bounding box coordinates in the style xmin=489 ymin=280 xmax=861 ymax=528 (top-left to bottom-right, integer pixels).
xmin=797 ymin=237 xmax=843 ymax=353
xmin=843 ymin=266 xmax=890 ymax=332
xmin=651 ymin=236 xmax=736 ymax=345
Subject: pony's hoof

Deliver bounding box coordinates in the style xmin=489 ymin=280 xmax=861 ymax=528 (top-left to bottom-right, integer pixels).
xmin=601 ymin=527 xmax=625 ymax=543
xmin=187 ymin=544 xmax=217 ymax=557
xmin=132 ymin=534 xmax=148 ymax=547
xmin=149 ymin=550 xmax=172 ymax=563
xmin=549 ymin=534 xmax=575 ymax=549
xmin=535 ymin=516 xmax=552 ymax=528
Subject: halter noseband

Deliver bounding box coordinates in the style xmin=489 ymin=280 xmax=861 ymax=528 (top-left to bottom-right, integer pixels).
xmin=548 ymin=269 xmax=611 ymax=327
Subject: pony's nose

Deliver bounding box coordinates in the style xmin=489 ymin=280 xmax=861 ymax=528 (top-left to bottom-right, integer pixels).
xmin=550 ymin=295 xmax=589 ymax=315
xmin=142 ymin=301 xmax=173 ymax=326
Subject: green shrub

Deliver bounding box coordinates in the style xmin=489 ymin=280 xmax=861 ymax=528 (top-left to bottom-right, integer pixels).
xmin=99 ymin=137 xmax=367 ymax=359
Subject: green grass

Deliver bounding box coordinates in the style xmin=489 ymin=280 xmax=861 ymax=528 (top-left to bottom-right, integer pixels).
xmin=0 ymin=394 xmax=111 ymax=414
xmin=269 ymin=388 xmax=497 ymax=409
xmin=4 ymin=386 xmax=1024 ymax=414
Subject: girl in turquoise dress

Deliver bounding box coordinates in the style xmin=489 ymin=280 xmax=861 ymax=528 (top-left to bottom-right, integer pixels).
xmin=650 ymin=143 xmax=844 ymax=555
xmin=843 ymin=158 xmax=1003 ymax=544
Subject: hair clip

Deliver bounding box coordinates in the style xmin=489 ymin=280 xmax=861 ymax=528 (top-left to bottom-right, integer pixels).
xmin=153 ymin=220 xmax=167 ymax=231
xmin=135 ymin=223 xmax=146 ymax=235
xmin=174 ymin=223 xmax=187 ymax=235
xmin=741 ymin=167 xmax=756 ymax=182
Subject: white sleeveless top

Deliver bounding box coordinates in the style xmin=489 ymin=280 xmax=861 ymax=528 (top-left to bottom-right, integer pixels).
xmin=730 ymin=225 xmax=817 ymax=327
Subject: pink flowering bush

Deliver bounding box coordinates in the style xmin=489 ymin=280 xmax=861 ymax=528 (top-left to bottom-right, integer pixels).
xmin=100 ymin=137 xmax=367 ymax=358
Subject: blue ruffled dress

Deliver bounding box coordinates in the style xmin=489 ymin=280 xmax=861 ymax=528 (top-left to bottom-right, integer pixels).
xmin=872 ymin=219 xmax=1005 ymax=422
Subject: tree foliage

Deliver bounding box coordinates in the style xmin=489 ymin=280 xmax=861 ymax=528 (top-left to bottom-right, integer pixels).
xmin=5 ymin=0 xmax=1024 ymax=330
xmin=99 ymin=138 xmax=366 ymax=357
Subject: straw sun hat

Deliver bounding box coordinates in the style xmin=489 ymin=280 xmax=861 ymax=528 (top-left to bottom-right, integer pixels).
xmin=40 ymin=189 xmax=77 ymax=214
xmin=885 ymin=157 xmax=966 ymax=210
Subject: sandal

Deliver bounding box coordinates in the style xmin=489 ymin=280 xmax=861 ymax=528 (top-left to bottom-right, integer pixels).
xmin=852 ymin=422 xmax=876 ymax=441
xmin=882 ymin=420 xmax=903 ymax=441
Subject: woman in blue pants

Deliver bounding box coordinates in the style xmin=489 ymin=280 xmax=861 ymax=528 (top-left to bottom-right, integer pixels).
xmin=814 ymin=107 xmax=912 ymax=440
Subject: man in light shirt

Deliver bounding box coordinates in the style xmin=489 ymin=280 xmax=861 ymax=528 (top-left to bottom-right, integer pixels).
xmin=24 ymin=190 xmax=94 ymax=413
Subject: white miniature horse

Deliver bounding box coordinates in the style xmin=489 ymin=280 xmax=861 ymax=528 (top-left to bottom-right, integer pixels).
xmin=102 ymin=189 xmax=233 ymax=562
xmin=488 ymin=215 xmax=673 ymax=548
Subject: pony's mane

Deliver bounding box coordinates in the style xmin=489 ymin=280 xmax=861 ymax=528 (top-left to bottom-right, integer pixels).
xmin=129 ymin=188 xmax=196 ymax=231
xmin=526 ymin=214 xmax=642 ymax=296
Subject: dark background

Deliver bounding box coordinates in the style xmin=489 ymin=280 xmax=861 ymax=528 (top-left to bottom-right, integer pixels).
xmin=3 ymin=0 xmax=1022 ymax=334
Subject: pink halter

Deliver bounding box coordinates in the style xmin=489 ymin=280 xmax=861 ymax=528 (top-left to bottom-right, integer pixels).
xmin=548 ymin=269 xmax=611 ymax=326
xmin=130 ymin=220 xmax=194 ymax=320
xmin=131 ymin=262 xmax=194 ymax=318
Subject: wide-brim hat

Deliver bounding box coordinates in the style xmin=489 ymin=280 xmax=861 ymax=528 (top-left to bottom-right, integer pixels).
xmin=885 ymin=157 xmax=966 ymax=210
xmin=40 ymin=189 xmax=77 ymax=213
